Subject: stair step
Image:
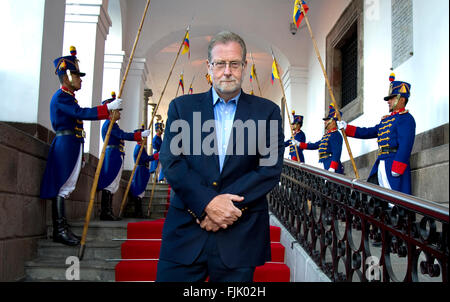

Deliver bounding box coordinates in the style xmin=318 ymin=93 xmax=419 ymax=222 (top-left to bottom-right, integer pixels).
xmin=270 ymin=226 xmax=281 ymax=242
xmin=121 ymin=240 xmax=162 ymax=259
xmin=46 ymin=218 xmax=155 ymax=241
xmin=115 ymin=260 xmax=158 ymax=282
xmin=270 ymin=243 xmax=285 ymax=263
xmin=25 ymin=257 xmax=116 ymax=282
xmin=127 ymin=219 xmax=165 ymax=239
xmin=114 ymin=260 xmax=290 ymax=282
xmin=254 ymin=263 xmax=290 ymax=282
xmin=37 ymin=240 xmax=122 ymax=260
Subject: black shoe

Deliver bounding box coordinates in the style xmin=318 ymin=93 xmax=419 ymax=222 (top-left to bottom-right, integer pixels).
xmin=62 ymin=217 xmax=81 ymax=240
xmin=100 ymin=190 xmax=121 ymax=221
xmin=134 ymin=197 xmax=144 ymax=218
xmin=52 ymin=197 xmax=80 ymax=246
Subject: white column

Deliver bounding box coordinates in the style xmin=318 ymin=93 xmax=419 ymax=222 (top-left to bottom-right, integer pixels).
xmin=0 ymin=0 xmax=65 ymax=131
xmin=119 ymin=57 xmax=149 ymax=171
xmin=282 ymin=66 xmax=309 ymax=157
xmin=98 ymin=51 xmax=125 ymax=158
xmin=63 ymin=0 xmax=111 ymax=156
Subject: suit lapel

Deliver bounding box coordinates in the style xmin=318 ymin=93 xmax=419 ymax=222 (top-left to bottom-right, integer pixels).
xmin=199 ymin=89 xmax=221 ymax=174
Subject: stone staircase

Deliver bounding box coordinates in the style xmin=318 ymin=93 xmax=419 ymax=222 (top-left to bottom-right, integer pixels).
xmin=123 ymin=182 xmax=170 ymax=219
xmin=24 ymin=182 xmax=171 ymax=282
xmin=24 ymin=219 xmax=148 ymax=281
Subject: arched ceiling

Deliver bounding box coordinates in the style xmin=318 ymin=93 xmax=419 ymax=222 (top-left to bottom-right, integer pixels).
xmin=111 ymin=0 xmax=321 ymax=116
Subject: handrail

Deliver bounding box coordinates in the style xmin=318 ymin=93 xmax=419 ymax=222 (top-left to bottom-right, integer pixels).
xmin=269 ymin=159 xmax=448 ymax=282
xmin=283 ymin=160 xmax=449 ymax=223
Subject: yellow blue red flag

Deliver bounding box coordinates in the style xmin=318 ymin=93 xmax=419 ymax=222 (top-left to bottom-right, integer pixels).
xmin=271 ymin=60 xmax=279 ymax=85
xmin=293 ymin=0 xmax=309 ymax=29
xmin=182 ymin=32 xmax=190 ymax=58
xmin=250 ymin=64 xmax=256 ymax=82
xmin=178 ymin=73 xmax=185 ymax=94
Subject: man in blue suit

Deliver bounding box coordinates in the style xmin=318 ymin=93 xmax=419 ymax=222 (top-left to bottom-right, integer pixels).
xmin=97 ymin=94 xmax=151 ymax=221
xmin=298 ymin=105 xmax=344 ymax=174
xmin=338 ymin=74 xmax=415 ymax=195
xmin=40 ymin=47 xmax=122 ymax=246
xmin=156 ymin=31 xmax=284 ymax=282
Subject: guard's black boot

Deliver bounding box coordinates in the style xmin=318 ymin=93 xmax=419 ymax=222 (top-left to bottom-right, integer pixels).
xmin=62 ymin=217 xmax=81 ymax=240
xmin=52 ymin=196 xmax=80 ymax=246
xmin=100 ymin=190 xmax=121 ymax=221
xmin=134 ymin=197 xmax=144 ymax=218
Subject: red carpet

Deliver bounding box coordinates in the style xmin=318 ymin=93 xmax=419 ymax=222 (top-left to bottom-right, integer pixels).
xmin=115 ymin=220 xmax=290 ymax=282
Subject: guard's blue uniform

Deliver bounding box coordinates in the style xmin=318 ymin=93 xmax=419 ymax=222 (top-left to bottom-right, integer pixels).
xmin=149 ymin=134 xmax=162 ymax=174
xmin=345 ymin=109 xmax=415 ymax=194
xmin=130 ymin=143 xmax=158 ymax=197
xmin=284 ymin=131 xmax=306 ymax=162
xmin=301 ymin=128 xmax=344 ymax=174
xmin=97 ymin=120 xmax=142 ymax=190
xmin=344 ymin=78 xmax=415 ymax=195
xmin=40 ymin=88 xmax=109 ymax=199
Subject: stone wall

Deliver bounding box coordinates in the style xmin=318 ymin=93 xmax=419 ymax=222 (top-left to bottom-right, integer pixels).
xmin=0 ymin=122 xmax=129 ymax=281
xmin=342 ymin=123 xmax=449 ymax=206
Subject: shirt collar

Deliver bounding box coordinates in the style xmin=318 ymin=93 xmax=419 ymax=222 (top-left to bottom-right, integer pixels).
xmin=212 ymin=87 xmax=241 ymax=106
xmin=326 ymin=127 xmax=338 ymax=134
xmin=390 ymin=107 xmax=406 ymax=116
xmin=61 ymin=86 xmax=75 ymax=97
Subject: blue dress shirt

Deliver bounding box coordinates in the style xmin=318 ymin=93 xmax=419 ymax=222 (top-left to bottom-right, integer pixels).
xmin=212 ymin=88 xmax=240 ymax=172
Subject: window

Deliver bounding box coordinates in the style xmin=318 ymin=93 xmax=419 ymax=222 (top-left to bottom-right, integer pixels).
xmin=326 ymin=0 xmax=364 ymax=122
xmin=340 ymin=27 xmax=358 ymax=108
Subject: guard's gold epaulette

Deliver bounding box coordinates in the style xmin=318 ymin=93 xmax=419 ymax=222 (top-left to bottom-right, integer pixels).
xmin=399 ymin=109 xmax=409 ymax=115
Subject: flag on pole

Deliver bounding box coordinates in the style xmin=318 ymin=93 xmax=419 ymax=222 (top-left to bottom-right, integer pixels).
xmin=271 ymin=60 xmax=279 ymax=85
xmin=182 ymin=31 xmax=190 ymax=58
xmin=250 ymin=64 xmax=256 ymax=82
xmin=178 ymin=73 xmax=185 ymax=94
xmin=293 ymin=0 xmax=309 ymax=29
xmin=205 ymin=73 xmax=212 ymax=86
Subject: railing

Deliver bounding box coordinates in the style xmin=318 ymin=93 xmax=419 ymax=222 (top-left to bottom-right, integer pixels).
xmin=268 ymin=160 xmax=448 ymax=282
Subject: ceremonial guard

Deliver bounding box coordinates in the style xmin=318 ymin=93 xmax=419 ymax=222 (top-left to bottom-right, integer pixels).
xmin=299 ymin=105 xmax=344 ymax=174
xmin=97 ymin=93 xmax=151 ymax=220
xmin=40 ymin=46 xmax=122 ymax=246
xmin=125 ymin=125 xmax=160 ymax=218
xmin=284 ymin=111 xmax=306 ymax=162
xmin=149 ymin=121 xmax=164 ymax=181
xmin=338 ymin=74 xmax=415 ymax=194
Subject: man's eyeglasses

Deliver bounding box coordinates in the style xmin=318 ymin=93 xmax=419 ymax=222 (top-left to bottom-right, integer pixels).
xmin=210 ymin=61 xmax=244 ymax=71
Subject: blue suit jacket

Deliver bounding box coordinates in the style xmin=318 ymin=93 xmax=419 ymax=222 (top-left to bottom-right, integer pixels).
xmin=159 ymin=89 xmax=284 ymax=268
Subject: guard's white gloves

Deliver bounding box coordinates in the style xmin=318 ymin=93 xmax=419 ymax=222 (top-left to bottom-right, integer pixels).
xmin=328 ymin=168 xmax=336 ymax=173
xmin=337 ymin=120 xmax=347 ymax=130
xmin=391 ymin=171 xmax=401 ymax=177
xmin=141 ymin=130 xmax=151 ymax=138
xmin=293 ymin=140 xmax=301 ymax=147
xmin=107 ymin=98 xmax=122 ymax=111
